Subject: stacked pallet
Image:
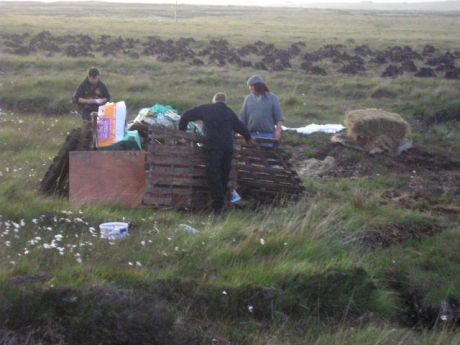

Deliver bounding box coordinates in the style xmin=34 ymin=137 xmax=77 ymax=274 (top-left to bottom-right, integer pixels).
xmin=143 ymin=126 xmax=237 ymax=209
xmin=144 ymin=127 xmax=305 ymax=209
xmin=235 ymin=138 xmax=305 ymax=203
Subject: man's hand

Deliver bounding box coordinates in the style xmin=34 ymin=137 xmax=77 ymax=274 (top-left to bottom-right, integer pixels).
xmin=275 ymin=121 xmax=283 ymax=141
xmin=274 ymin=129 xmax=282 ymax=141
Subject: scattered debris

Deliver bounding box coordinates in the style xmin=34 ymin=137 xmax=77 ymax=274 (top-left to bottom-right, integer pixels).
xmin=297 ymin=156 xmax=337 ymax=177
xmin=178 ymin=224 xmax=199 ymax=234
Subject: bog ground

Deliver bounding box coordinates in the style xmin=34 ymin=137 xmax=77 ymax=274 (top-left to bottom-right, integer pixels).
xmin=0 ymin=2 xmax=459 ymax=344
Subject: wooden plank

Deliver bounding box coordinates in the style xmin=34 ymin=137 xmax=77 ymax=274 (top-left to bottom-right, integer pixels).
xmin=237 ymin=164 xmax=294 ymax=176
xmin=148 ymin=165 xmax=207 ymax=177
xmin=69 ymin=151 xmax=146 ymax=208
xmin=149 ymin=126 xmax=203 ymax=142
xmin=147 ymin=155 xmax=205 ymax=166
xmin=143 ymin=191 xmax=209 ymax=208
xmin=148 ymin=176 xmax=208 ymax=187
xmin=149 ymin=145 xmax=204 ymax=156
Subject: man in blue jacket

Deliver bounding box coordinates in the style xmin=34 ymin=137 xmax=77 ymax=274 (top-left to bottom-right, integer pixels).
xmin=72 ymin=67 xmax=111 ymax=121
xmin=179 ymin=93 xmax=253 ymax=213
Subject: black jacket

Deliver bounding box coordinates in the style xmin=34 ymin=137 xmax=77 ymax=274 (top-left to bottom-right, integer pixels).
xmin=72 ymin=78 xmax=110 ymax=107
xmin=179 ymin=102 xmax=251 ymax=151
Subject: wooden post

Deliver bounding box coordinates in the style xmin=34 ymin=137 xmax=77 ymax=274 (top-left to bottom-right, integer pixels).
xmin=174 ymin=0 xmax=178 ymax=23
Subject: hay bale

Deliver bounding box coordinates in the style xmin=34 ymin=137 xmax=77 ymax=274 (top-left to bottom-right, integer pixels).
xmin=345 ymin=108 xmax=411 ymax=154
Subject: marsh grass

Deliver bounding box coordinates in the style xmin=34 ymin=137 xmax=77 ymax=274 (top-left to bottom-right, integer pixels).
xmin=0 ymin=2 xmax=460 ymax=343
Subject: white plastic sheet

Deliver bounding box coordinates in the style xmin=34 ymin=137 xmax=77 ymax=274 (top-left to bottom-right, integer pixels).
xmin=283 ymin=124 xmax=345 ymax=135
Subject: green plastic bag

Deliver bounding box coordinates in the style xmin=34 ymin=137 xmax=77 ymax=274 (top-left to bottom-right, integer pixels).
xmin=97 ymin=130 xmax=142 ymax=151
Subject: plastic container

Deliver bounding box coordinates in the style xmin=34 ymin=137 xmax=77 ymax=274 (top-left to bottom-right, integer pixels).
xmin=178 ymin=223 xmax=199 ymax=234
xmin=231 ymin=190 xmax=241 ymax=203
xmin=99 ymin=222 xmax=129 ymax=240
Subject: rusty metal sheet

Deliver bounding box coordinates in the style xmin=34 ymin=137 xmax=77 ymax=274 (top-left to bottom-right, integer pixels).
xmin=69 ymin=151 xmax=146 ymax=207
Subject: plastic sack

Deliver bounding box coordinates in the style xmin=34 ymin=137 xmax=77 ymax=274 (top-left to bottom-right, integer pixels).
xmin=97 ymin=101 xmax=127 ymax=148
xmin=98 ymin=130 xmax=142 ymax=151
xmin=133 ymin=103 xmax=203 ymax=136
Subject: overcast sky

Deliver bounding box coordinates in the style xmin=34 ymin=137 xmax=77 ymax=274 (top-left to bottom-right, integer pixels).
xmin=2 ymin=0 xmax=454 ymax=2
xmin=2 ymin=0 xmax=457 ymax=8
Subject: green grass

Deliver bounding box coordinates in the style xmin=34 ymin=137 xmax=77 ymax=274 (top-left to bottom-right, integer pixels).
xmin=0 ymin=2 xmax=459 ymax=344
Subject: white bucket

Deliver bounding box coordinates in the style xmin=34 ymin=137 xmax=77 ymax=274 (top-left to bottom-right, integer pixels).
xmin=99 ymin=222 xmax=129 ymax=240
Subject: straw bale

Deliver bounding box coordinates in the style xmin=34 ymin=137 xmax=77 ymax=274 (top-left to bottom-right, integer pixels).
xmin=345 ymin=108 xmax=411 ymax=153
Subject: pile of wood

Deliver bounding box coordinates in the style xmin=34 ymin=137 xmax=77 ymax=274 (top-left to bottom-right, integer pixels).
xmin=39 ymin=124 xmax=93 ymax=197
xmin=143 ymin=126 xmax=237 ymax=209
xmin=42 ymin=124 xmax=306 ymax=209
xmin=143 ymin=127 xmax=305 ymax=209
xmin=235 ymin=138 xmax=306 ymax=203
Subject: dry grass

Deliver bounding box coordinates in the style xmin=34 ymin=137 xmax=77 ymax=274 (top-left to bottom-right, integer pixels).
xmin=345 ymin=108 xmax=411 ymax=152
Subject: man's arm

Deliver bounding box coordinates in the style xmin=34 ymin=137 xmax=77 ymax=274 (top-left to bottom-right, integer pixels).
xmin=178 ymin=105 xmax=204 ymax=131
xmin=231 ymin=112 xmax=252 ymax=142
xmin=72 ymin=82 xmax=85 ymax=104
xmin=274 ymin=120 xmax=284 ymax=141
xmin=73 ymin=81 xmax=98 ymax=105
xmin=272 ymin=95 xmax=285 ymax=141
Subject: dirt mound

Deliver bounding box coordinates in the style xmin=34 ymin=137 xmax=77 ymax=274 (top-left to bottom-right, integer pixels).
xmin=445 ymin=67 xmax=460 ymax=79
xmin=415 ymin=67 xmax=436 ymax=78
xmin=413 ymin=107 xmax=460 ymax=128
xmin=401 ymin=60 xmax=418 ymax=73
xmin=338 ymin=62 xmax=366 ymax=74
xmin=422 ymin=44 xmax=437 ymax=56
xmin=371 ymin=88 xmax=397 ymax=99
xmin=305 ymin=65 xmax=328 ymax=75
xmin=354 ymin=44 xmax=374 ymax=57
xmin=382 ymin=64 xmax=403 ymax=77
xmin=358 ymin=223 xmax=443 ymax=248
xmin=0 ymin=285 xmax=199 ymax=345
xmin=1 ymin=33 xmax=457 ymax=78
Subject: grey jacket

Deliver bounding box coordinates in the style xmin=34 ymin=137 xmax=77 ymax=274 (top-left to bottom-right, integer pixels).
xmin=240 ymin=92 xmax=284 ymax=133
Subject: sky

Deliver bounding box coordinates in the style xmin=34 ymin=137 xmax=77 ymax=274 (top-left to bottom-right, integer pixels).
xmin=2 ymin=0 xmax=457 ymax=9
xmin=1 ymin=0 xmax=453 ymax=2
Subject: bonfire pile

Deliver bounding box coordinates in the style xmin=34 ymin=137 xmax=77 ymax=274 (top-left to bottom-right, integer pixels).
xmin=40 ymin=124 xmax=306 ymax=208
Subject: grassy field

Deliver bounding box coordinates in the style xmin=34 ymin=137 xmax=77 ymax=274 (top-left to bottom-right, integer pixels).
xmin=0 ymin=2 xmax=460 ymax=344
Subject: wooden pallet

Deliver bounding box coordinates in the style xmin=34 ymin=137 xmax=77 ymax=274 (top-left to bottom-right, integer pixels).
xmin=143 ymin=126 xmax=305 ymax=208
xmin=235 ymin=138 xmax=305 ymax=203
xmin=143 ymin=126 xmax=236 ymax=209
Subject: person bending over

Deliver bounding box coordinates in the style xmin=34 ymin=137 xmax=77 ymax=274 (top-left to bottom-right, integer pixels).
xmin=179 ymin=93 xmax=252 ymax=214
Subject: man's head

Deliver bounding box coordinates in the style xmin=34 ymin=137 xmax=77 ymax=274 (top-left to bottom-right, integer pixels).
xmin=87 ymin=67 xmax=100 ymax=85
xmin=247 ymin=75 xmax=269 ymax=96
xmin=212 ymin=92 xmax=227 ymax=104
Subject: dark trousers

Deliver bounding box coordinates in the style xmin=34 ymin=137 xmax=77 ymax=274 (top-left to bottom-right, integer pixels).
xmin=206 ymin=150 xmax=233 ymax=213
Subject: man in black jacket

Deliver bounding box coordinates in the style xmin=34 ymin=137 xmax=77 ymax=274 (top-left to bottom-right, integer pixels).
xmin=179 ymin=93 xmax=253 ymax=213
xmin=72 ymin=67 xmax=111 ymax=121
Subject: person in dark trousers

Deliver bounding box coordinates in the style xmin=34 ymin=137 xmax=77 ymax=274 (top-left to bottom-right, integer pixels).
xmin=72 ymin=67 xmax=111 ymax=122
xmin=179 ymin=93 xmax=253 ymax=214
